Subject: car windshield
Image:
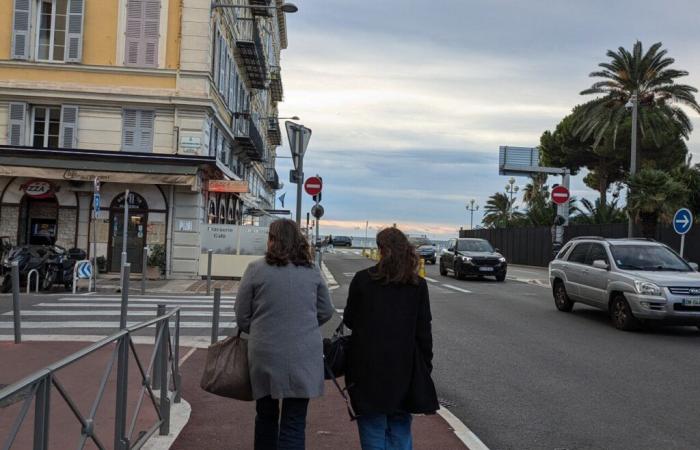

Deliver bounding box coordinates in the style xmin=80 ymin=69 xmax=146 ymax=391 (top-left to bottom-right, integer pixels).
xmin=409 ymin=237 xmax=432 ymax=247
xmin=457 ymin=240 xmax=493 ymax=252
xmin=609 ymin=244 xmax=691 ymax=272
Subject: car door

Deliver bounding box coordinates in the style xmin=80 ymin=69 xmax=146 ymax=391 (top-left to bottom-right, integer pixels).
xmin=442 ymin=239 xmax=456 ymax=268
xmin=580 ymin=243 xmax=610 ymax=306
xmin=563 ymin=243 xmax=591 ymax=301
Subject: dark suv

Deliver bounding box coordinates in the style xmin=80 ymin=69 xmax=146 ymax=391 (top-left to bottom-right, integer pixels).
xmin=440 ymin=238 xmax=507 ymax=281
xmin=331 ymin=236 xmax=353 ymax=247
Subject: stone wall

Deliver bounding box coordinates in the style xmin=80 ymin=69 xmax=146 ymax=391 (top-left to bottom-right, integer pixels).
xmin=56 ymin=209 xmax=77 ymax=249
xmin=0 ymin=205 xmax=19 ymax=244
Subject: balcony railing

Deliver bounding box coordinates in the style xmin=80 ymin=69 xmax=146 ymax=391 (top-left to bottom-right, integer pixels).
xmin=234 ymin=116 xmax=265 ymax=162
xmin=265 ymin=167 xmax=281 ymax=190
xmin=269 ymin=67 xmax=283 ymax=103
xmin=249 ymin=0 xmax=272 ymax=17
xmin=233 ymin=19 xmax=268 ymax=90
xmin=267 ymin=118 xmax=281 ymax=146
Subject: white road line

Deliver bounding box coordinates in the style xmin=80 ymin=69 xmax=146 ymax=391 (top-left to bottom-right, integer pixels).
xmin=343 ymin=273 xmax=355 ymax=277
xmin=424 ymin=277 xmax=439 ymax=283
xmin=442 ymin=284 xmax=472 ymax=294
xmin=56 ymin=298 xmax=234 ymax=305
xmin=0 ymin=335 xmax=234 ymax=348
xmin=0 ymin=322 xmax=235 ymax=329
xmin=36 ymin=303 xmax=230 ymax=309
xmin=57 ymin=296 xmax=236 ymax=301
xmin=5 ymin=310 xmax=235 ymax=317
xmin=335 ymin=308 xmax=344 ymax=314
xmin=437 ymin=407 xmax=490 ymax=450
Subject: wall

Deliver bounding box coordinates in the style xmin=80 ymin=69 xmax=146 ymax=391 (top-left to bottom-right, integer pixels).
xmin=170 ymin=185 xmax=204 ymax=279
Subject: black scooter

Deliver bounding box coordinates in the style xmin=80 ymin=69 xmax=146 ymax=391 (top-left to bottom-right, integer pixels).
xmin=1 ymin=245 xmax=87 ymax=292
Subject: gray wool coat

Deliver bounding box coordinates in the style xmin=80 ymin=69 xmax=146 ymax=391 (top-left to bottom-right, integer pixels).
xmin=235 ymin=258 xmax=334 ymax=400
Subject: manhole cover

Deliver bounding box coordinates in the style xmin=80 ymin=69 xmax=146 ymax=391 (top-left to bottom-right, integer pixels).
xmin=0 ymin=384 xmax=33 ymax=409
xmin=438 ymin=397 xmax=457 ymax=408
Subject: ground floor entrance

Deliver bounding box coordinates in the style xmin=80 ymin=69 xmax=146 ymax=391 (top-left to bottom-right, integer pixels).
xmin=108 ymin=192 xmax=148 ymax=273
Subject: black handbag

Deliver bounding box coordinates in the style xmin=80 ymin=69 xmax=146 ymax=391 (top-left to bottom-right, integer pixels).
xmin=323 ymin=322 xmax=350 ymax=379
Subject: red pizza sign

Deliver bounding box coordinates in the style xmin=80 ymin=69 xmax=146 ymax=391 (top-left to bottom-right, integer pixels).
xmin=551 ymin=185 xmax=570 ymax=205
xmin=21 ymin=180 xmax=54 ymax=199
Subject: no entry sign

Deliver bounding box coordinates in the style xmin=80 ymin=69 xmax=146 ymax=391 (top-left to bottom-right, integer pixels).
xmin=551 ymin=185 xmax=570 ymax=205
xmin=304 ymin=176 xmax=323 ymax=196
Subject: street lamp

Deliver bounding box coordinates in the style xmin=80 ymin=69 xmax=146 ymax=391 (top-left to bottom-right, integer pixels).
xmin=625 ymin=92 xmax=639 ymax=238
xmin=466 ymin=199 xmax=479 ymax=230
xmin=505 ymin=177 xmax=519 ymax=204
xmin=211 ymin=2 xmax=299 ymax=13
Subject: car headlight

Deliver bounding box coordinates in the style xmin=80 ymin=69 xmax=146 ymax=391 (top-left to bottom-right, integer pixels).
xmin=634 ymin=281 xmax=662 ymax=296
xmin=499 ymin=257 xmax=506 ymax=263
xmin=459 ymin=256 xmax=472 ymax=263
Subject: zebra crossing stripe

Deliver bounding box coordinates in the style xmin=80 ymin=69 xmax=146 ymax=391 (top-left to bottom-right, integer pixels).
xmin=0 ymin=321 xmax=238 ymax=329
xmin=57 ymin=296 xmax=236 ymax=301
xmin=36 ymin=303 xmax=232 ymax=309
xmin=5 ymin=310 xmax=235 ymax=317
xmin=56 ymin=298 xmax=234 ymax=305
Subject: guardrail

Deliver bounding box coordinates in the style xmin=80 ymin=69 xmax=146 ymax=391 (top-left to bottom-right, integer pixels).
xmin=0 ymin=306 xmax=182 ymax=450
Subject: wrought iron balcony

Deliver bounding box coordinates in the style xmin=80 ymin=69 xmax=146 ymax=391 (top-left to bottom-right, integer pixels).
xmin=249 ymin=0 xmax=272 ymax=17
xmin=234 ymin=19 xmax=268 ymax=90
xmin=269 ymin=68 xmax=283 ymax=102
xmin=233 ymin=116 xmax=265 ymax=162
xmin=267 ymin=118 xmax=282 ymax=146
xmin=265 ymin=167 xmax=281 ymax=190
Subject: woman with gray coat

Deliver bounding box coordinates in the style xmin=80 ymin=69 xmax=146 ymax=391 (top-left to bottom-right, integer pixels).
xmin=236 ymin=219 xmax=335 ymax=450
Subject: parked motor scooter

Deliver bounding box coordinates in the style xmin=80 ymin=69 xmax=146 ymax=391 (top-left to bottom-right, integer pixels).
xmin=1 ymin=245 xmax=87 ymax=292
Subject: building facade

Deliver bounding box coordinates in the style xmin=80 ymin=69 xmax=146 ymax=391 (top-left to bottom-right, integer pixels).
xmin=0 ymin=0 xmax=287 ymax=278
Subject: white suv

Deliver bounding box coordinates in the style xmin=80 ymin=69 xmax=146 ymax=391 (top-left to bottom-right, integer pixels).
xmin=549 ymin=237 xmax=700 ymax=331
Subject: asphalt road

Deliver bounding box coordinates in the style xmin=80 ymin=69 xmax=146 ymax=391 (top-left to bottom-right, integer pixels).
xmin=324 ymin=252 xmax=700 ymax=450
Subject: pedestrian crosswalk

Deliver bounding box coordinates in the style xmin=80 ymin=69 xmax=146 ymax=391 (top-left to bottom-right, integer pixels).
xmin=0 ymin=294 xmax=237 ymax=340
xmin=332 ymin=249 xmax=363 ymax=256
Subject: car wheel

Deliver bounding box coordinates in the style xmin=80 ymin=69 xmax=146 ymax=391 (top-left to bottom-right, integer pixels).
xmin=495 ymin=273 xmax=506 ymax=282
xmin=439 ymin=261 xmax=448 ymax=276
xmin=553 ymin=281 xmax=574 ymax=312
xmin=610 ymin=295 xmax=640 ymax=331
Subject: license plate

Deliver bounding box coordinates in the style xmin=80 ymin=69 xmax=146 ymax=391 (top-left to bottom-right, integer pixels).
xmin=479 ymin=267 xmax=494 ymax=272
xmin=682 ymin=298 xmax=700 ymax=306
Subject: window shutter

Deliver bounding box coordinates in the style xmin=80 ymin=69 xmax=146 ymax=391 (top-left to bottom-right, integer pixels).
xmin=228 ymin=63 xmax=235 ymax=111
xmin=60 ymin=105 xmax=79 ymax=148
xmin=66 ymin=0 xmax=85 ymax=62
xmin=138 ymin=110 xmax=155 ymax=152
xmin=125 ymin=0 xmax=143 ymax=65
xmin=8 ymin=102 xmax=27 ymax=146
xmin=218 ymin=36 xmax=226 ymax=90
xmin=212 ymin=29 xmax=220 ymax=83
xmin=143 ymin=0 xmax=161 ymax=67
xmin=122 ymin=109 xmax=138 ymax=151
xmin=11 ymin=0 xmax=31 ymax=60
xmin=202 ymin=118 xmax=211 ymax=156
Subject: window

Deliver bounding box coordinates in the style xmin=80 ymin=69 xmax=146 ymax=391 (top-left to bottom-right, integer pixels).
xmin=12 ymin=0 xmax=84 ymax=62
xmin=567 ymin=243 xmax=591 ymax=264
xmin=585 ymin=244 xmax=609 ymax=266
xmin=125 ymin=0 xmax=161 ymax=67
xmin=32 ymin=106 xmax=61 ymax=148
xmin=555 ymin=242 xmax=574 ymax=260
xmin=609 ymin=244 xmax=691 ymax=272
xmin=122 ymin=109 xmax=154 ymax=152
xmin=36 ymin=0 xmax=67 ymax=61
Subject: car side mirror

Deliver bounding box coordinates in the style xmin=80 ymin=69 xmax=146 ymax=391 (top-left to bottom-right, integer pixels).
xmin=689 ymin=262 xmax=699 ymax=272
xmin=592 ymin=260 xmax=609 ymax=270
xmin=495 ymin=248 xmax=501 ymax=253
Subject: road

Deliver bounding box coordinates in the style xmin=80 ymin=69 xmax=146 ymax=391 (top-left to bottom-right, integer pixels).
xmin=324 ymin=251 xmax=700 ymax=450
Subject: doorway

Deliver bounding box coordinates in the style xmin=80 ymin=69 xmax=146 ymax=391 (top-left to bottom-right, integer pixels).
xmin=18 ymin=195 xmax=59 ymax=245
xmin=108 ymin=192 xmax=148 ymax=273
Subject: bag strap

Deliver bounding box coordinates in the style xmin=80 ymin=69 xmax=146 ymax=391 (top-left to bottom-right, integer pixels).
xmin=323 ymin=360 xmax=357 ymax=421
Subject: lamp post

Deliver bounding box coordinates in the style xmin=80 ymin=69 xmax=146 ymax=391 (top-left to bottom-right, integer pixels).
xmin=466 ymin=199 xmax=479 ymax=230
xmin=625 ymin=92 xmax=639 ymax=238
xmin=505 ymin=177 xmax=519 ymax=227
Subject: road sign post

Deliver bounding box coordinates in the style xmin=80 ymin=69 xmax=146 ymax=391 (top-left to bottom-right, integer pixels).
xmin=673 ymin=208 xmax=693 ymax=257
xmin=92 ymin=177 xmax=100 ymax=291
xmin=286 ymin=122 xmax=312 ymax=227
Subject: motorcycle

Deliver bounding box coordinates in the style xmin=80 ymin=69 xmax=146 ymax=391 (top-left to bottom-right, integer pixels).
xmin=1 ymin=245 xmax=87 ymax=293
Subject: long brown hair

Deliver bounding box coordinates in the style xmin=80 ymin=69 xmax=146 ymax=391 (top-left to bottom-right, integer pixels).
xmin=371 ymin=227 xmax=420 ymax=285
xmin=265 ymin=219 xmax=313 ymax=267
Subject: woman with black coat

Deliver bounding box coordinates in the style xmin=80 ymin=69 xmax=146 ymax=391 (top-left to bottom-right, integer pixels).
xmin=343 ymin=227 xmax=438 ymax=450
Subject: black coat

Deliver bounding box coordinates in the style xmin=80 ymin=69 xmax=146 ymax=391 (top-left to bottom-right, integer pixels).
xmin=343 ymin=268 xmax=438 ymax=415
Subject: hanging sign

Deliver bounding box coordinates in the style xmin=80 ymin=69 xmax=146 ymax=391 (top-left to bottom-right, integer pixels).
xmin=21 ymin=180 xmax=55 ymax=199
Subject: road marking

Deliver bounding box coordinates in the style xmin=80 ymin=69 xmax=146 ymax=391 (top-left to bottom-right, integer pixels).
xmin=55 ymin=296 xmax=236 ymax=301
xmin=56 ymin=298 xmax=234 ymax=305
xmin=442 ymin=284 xmax=472 ymax=294
xmin=36 ymin=303 xmax=232 ymax=309
xmin=437 ymin=407 xmax=490 ymax=450
xmin=424 ymin=277 xmax=439 ymax=283
xmin=6 ymin=310 xmax=235 ymax=317
xmin=343 ymin=272 xmax=355 ymax=277
xmin=0 ymin=321 xmax=236 ymax=329
xmin=335 ymin=308 xmax=344 ymax=314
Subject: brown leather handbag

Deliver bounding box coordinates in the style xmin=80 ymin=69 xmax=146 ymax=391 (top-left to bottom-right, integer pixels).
xmin=200 ymin=331 xmax=253 ymax=401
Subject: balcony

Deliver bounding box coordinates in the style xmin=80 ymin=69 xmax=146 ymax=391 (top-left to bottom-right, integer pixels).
xmin=265 ymin=168 xmax=282 ymax=190
xmin=269 ymin=68 xmax=283 ymax=102
xmin=233 ymin=116 xmax=265 ymax=162
xmin=267 ymin=118 xmax=282 ymax=146
xmin=249 ymin=0 xmax=272 ymax=17
xmin=234 ymin=19 xmax=268 ymax=90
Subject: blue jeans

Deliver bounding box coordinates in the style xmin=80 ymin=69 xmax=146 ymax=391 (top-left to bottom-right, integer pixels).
xmin=357 ymin=413 xmax=413 ymax=450
xmin=254 ymin=396 xmax=309 ymax=450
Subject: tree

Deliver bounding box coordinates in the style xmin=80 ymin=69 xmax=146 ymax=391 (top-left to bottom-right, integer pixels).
xmin=482 ymin=193 xmax=523 ymax=229
xmin=571 ymin=198 xmax=626 ymax=224
xmin=670 ymin=156 xmax=700 ymax=215
xmin=627 ymin=169 xmax=689 ymax=238
xmin=576 ymin=41 xmax=700 ymax=148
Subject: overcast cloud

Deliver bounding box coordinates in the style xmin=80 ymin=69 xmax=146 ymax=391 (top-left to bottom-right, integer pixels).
xmin=275 ymin=0 xmax=700 ymax=239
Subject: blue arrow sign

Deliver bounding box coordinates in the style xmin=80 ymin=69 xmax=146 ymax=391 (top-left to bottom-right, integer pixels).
xmin=77 ymin=261 xmax=92 ymax=279
xmin=93 ymin=194 xmax=101 ymax=219
xmin=673 ymin=208 xmax=693 ymax=235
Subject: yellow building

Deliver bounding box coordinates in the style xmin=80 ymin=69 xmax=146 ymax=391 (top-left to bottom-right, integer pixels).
xmin=0 ymin=0 xmax=288 ymax=278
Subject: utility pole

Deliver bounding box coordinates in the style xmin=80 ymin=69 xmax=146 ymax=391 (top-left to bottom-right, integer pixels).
xmin=627 ymin=92 xmax=639 ymax=238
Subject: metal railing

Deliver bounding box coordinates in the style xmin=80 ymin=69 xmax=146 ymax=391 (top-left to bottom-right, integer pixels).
xmin=0 ymin=307 xmax=182 ymax=450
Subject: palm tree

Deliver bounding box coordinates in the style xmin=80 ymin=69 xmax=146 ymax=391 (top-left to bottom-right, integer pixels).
xmin=572 ymin=198 xmax=626 ymax=224
xmin=522 ymin=173 xmax=549 ymax=205
xmin=671 ymin=155 xmax=700 ymax=215
xmin=482 ymin=192 xmax=523 ymax=229
xmin=576 ymin=41 xmax=700 ymax=148
xmin=627 ymin=169 xmax=689 ymax=238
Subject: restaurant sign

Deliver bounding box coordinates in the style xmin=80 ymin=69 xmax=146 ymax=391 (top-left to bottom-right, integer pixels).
xmin=207 ymin=180 xmax=249 ymax=193
xmin=21 ymin=180 xmax=55 ymax=199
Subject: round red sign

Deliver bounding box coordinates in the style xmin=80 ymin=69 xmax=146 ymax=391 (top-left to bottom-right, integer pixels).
xmin=304 ymin=177 xmax=323 ymax=196
xmin=551 ymin=185 xmax=570 ymax=205
xmin=21 ymin=180 xmax=54 ymax=199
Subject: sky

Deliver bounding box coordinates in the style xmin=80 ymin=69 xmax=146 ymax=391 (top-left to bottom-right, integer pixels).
xmin=275 ymin=0 xmax=700 ymax=239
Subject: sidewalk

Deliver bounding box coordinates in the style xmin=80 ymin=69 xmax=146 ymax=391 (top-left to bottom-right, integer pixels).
xmin=171 ymin=348 xmax=468 ymax=449
xmin=91 ymin=274 xmax=239 ymax=295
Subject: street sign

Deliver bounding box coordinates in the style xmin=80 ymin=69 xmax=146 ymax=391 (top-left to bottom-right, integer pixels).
xmin=93 ymin=193 xmax=101 ymax=219
xmin=673 ymin=208 xmax=693 ymax=235
xmin=290 ymin=170 xmax=302 ymax=184
xmin=304 ymin=176 xmax=323 ymax=196
xmin=551 ymin=186 xmax=570 ymax=205
xmin=77 ymin=261 xmax=92 ymax=279
xmin=94 ymin=177 xmax=100 ymax=192
xmin=311 ymin=204 xmax=324 ymax=219
xmin=286 ymin=122 xmax=312 ymax=170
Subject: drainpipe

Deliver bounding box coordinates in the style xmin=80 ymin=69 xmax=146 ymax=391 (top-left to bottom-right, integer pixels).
xmin=166 ymin=185 xmax=175 ymax=278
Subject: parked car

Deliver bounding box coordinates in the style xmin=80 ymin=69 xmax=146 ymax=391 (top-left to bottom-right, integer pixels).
xmin=409 ymin=237 xmax=436 ymax=264
xmin=549 ymin=237 xmax=700 ymax=331
xmin=331 ymin=236 xmax=353 ymax=247
xmin=439 ymin=238 xmax=507 ymax=281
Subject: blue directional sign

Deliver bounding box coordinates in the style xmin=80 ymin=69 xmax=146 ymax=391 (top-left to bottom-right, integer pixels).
xmin=673 ymin=208 xmax=693 ymax=235
xmin=77 ymin=261 xmax=92 ymax=279
xmin=93 ymin=193 xmax=101 ymax=219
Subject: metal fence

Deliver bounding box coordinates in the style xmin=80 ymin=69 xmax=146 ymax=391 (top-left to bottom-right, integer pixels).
xmin=460 ymin=223 xmax=700 ymax=267
xmin=0 ymin=307 xmax=182 ymax=450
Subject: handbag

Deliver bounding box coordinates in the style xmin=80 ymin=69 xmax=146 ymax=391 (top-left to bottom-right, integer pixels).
xmin=200 ymin=331 xmax=253 ymax=401
xmin=403 ymin=346 xmax=439 ymax=414
xmin=323 ymin=323 xmax=350 ymax=379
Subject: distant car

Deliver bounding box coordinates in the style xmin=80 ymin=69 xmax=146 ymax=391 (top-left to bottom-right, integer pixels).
xmin=439 ymin=238 xmax=507 ymax=281
xmin=409 ymin=237 xmax=437 ymax=264
xmin=331 ymin=236 xmax=353 ymax=247
xmin=549 ymin=237 xmax=700 ymax=331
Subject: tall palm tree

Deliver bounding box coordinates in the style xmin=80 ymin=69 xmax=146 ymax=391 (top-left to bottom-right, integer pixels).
xmin=522 ymin=173 xmax=549 ymax=205
xmin=482 ymin=192 xmax=523 ymax=229
xmin=576 ymin=41 xmax=700 ymax=148
xmin=627 ymin=169 xmax=689 ymax=238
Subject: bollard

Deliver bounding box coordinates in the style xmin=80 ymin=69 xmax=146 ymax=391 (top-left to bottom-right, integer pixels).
xmin=141 ymin=246 xmax=148 ymax=295
xmin=206 ymin=249 xmax=213 ymax=296
xmin=11 ymin=262 xmax=21 ymax=344
xmin=153 ymin=304 xmax=166 ymax=390
xmin=211 ymin=288 xmax=221 ymax=345
xmin=418 ymin=258 xmax=426 ymax=278
xmin=119 ymin=263 xmax=131 ymax=330
xmin=174 ymin=309 xmax=181 ymax=403
xmin=159 ymin=313 xmax=171 ymax=436
xmin=114 ymin=335 xmax=130 ymax=450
